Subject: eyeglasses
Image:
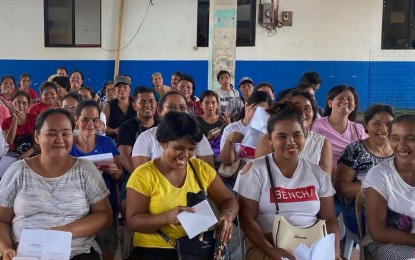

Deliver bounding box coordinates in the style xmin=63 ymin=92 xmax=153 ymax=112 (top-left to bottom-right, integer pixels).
xmin=79 ymin=117 xmax=100 ymax=124
xmin=62 ymin=105 xmax=76 ymax=111
xmin=163 ymin=105 xmax=188 ymax=112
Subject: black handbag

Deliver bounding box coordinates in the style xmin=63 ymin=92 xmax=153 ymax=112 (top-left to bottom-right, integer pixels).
xmin=157 ymin=161 xmax=224 ymax=260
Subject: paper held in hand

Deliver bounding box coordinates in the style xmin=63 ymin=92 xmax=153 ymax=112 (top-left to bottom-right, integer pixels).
xmin=282 ymin=233 xmax=335 ymax=260
xmin=177 ymin=200 xmax=218 ymax=239
xmin=15 ymin=229 xmax=72 ymax=260
xmin=80 ymin=152 xmax=113 ymax=167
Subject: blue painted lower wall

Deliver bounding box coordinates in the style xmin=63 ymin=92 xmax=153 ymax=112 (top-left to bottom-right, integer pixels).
xmin=1 ymin=59 xmax=415 ymax=111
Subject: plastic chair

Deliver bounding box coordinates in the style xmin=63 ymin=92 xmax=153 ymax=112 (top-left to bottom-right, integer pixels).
xmin=342 ymin=191 xmax=366 ymax=260
xmin=355 ymin=190 xmax=374 ymax=260
xmin=343 ymin=190 xmax=373 ymax=260
xmin=343 ymin=226 xmax=360 ymax=259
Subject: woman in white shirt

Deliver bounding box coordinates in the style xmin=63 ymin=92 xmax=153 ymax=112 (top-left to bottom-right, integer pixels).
xmin=218 ymin=91 xmax=272 ymax=187
xmin=236 ymin=102 xmax=340 ymax=260
xmin=255 ymin=89 xmax=332 ymax=174
xmin=363 ymin=114 xmax=415 ymax=260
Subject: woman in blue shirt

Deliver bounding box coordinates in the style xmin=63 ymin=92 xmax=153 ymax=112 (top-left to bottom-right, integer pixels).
xmin=69 ymin=100 xmax=122 ymax=260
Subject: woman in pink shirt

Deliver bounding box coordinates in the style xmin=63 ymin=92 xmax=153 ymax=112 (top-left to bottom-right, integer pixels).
xmin=311 ymin=85 xmax=367 ymax=177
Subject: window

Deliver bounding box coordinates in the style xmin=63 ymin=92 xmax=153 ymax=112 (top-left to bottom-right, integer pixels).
xmin=382 ymin=0 xmax=415 ymax=49
xmin=197 ymin=0 xmax=256 ymax=47
xmin=44 ymin=0 xmax=101 ymax=47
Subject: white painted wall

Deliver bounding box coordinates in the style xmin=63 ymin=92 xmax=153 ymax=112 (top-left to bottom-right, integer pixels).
xmin=0 ymin=0 xmax=404 ymax=61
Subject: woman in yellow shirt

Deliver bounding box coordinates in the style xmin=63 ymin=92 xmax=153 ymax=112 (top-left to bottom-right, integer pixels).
xmin=126 ymin=111 xmax=238 ymax=259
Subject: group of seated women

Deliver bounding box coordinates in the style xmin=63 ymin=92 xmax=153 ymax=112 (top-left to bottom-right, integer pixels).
xmin=0 ymin=68 xmax=414 ymax=260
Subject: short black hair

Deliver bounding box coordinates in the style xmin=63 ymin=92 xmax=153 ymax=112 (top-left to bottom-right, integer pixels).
xmin=158 ymin=91 xmax=186 ymax=108
xmin=12 ymin=90 xmax=30 ymax=102
xmin=35 ymin=108 xmax=75 ymax=132
xmin=70 ymin=70 xmax=84 ymax=80
xmin=63 ymin=92 xmax=82 ymax=103
xmin=200 ymin=90 xmax=219 ymax=103
xmin=133 ymin=86 xmax=156 ymax=102
xmin=391 ymin=114 xmax=415 ymax=127
xmin=323 ymin=84 xmax=359 ymax=121
xmin=294 ymin=82 xmax=313 ymax=91
xmin=255 ymin=82 xmax=274 ymax=93
xmin=178 ymin=74 xmax=196 ymax=100
xmin=156 ymin=111 xmax=204 ymax=145
xmin=247 ymin=90 xmax=273 ymax=107
xmin=52 ymin=76 xmax=71 ymax=92
xmin=364 ymin=104 xmax=395 ymax=124
xmin=275 ymin=88 xmax=318 ymax=123
xmin=267 ymin=101 xmax=305 ymax=135
xmin=1 ymin=75 xmax=16 ymax=86
xmin=57 ymin=66 xmax=68 ymax=74
xmin=237 ymin=90 xmax=273 ymax=120
xmin=276 ymin=88 xmax=293 ymax=103
xmin=172 ymin=71 xmax=183 ymax=78
xmin=79 ymin=86 xmax=95 ymax=98
xmin=19 ymin=73 xmax=31 ymax=81
xmin=216 ymin=70 xmax=231 ymax=81
xmin=300 ymin=71 xmax=322 ymax=84
xmin=40 ymin=81 xmax=58 ymax=94
xmin=75 ymin=100 xmax=101 ymax=117
xmin=103 ymin=81 xmax=113 ymax=91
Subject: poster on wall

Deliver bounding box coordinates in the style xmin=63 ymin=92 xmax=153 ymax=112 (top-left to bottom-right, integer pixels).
xmin=208 ymin=0 xmax=237 ymax=91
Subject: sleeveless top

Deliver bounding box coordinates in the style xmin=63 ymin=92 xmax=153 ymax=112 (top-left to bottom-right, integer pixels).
xmin=108 ymin=98 xmax=136 ymax=139
xmin=300 ymin=131 xmax=325 ymax=165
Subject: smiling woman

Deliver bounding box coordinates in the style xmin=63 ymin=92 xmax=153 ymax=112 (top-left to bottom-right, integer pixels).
xmin=235 ymin=102 xmax=341 ymax=260
xmin=1 ymin=91 xmax=37 ymax=158
xmin=0 ymin=75 xmax=16 ymax=103
xmin=311 ymin=85 xmax=368 ymax=175
xmin=255 ymin=89 xmax=333 ymax=174
xmin=177 ymin=75 xmax=203 ymax=116
xmin=0 ymin=108 xmax=112 ymax=260
xmin=363 ymin=114 xmax=415 ymax=260
xmin=27 ymin=81 xmax=60 ymax=118
xmin=69 ymin=100 xmax=123 ymax=260
xmin=126 ymin=111 xmax=238 ymax=260
xmin=336 ymin=104 xmax=395 ymax=237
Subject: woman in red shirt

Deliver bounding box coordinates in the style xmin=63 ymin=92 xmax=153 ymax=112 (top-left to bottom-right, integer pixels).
xmin=1 ymin=91 xmax=37 ymax=158
xmin=27 ymin=81 xmax=60 ymax=117
xmin=18 ymin=73 xmax=38 ymax=104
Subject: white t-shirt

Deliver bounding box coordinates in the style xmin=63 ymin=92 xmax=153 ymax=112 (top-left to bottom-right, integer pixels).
xmin=220 ymin=120 xmax=247 ymax=159
xmin=234 ymin=154 xmax=334 ymax=233
xmin=131 ymin=126 xmax=213 ymax=159
xmin=0 ymin=159 xmax=109 ymax=258
xmin=215 ymin=88 xmax=239 ymax=113
xmin=362 ymin=159 xmax=415 ymax=233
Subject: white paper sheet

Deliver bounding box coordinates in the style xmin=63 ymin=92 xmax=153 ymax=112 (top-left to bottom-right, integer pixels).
xmin=249 ymin=107 xmax=269 ymax=133
xmin=79 ymin=152 xmax=113 ymax=167
xmin=281 ymin=233 xmax=335 ymax=260
xmin=16 ymin=229 xmax=72 ymax=260
xmin=0 ymin=155 xmax=17 ymax=178
xmin=177 ymin=200 xmax=218 ymax=239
